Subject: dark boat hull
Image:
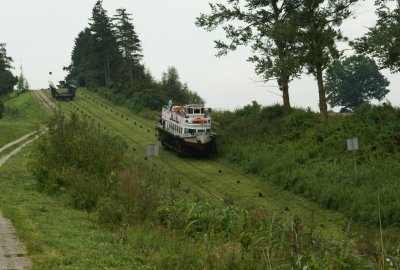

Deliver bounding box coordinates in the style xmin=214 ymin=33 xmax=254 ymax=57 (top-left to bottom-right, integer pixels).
xmin=156 ymin=127 xmax=217 ymax=156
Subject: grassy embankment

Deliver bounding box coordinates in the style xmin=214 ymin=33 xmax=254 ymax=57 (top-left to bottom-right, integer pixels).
xmin=0 ymin=91 xmax=49 ymax=147
xmin=1 ymin=89 xmax=396 ymax=268
xmin=213 ymin=102 xmax=400 ymax=227
xmin=39 ymin=89 xmax=399 ymax=267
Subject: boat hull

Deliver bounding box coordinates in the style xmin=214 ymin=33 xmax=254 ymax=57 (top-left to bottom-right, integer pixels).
xmin=156 ymin=127 xmax=217 ymax=156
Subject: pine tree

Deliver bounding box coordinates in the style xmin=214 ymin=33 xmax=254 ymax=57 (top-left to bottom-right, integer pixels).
xmin=89 ymin=0 xmax=121 ymax=87
xmin=16 ymin=66 xmax=30 ymax=91
xmin=0 ymin=43 xmax=17 ymax=96
xmin=64 ymin=28 xmax=103 ymax=87
xmin=112 ymin=8 xmax=142 ymax=86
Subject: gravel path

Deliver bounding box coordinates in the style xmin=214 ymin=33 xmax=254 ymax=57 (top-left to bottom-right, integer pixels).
xmin=0 ymin=213 xmax=32 ymax=270
xmin=0 ymin=132 xmax=36 ymax=154
xmin=32 ymin=89 xmax=55 ymax=109
xmin=0 ymin=137 xmax=37 ymax=269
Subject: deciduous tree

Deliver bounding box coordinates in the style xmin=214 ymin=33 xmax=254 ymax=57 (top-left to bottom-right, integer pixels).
xmin=295 ymin=0 xmax=359 ymax=116
xmin=354 ymin=0 xmax=400 ymax=72
xmin=196 ymin=0 xmax=303 ymax=110
xmin=325 ymin=55 xmax=390 ymax=111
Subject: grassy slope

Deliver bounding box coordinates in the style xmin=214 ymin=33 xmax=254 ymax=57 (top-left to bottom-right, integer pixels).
xmin=52 ymin=90 xmax=353 ymax=238
xmin=0 ymin=89 xmax=397 ymax=268
xmin=0 ymin=91 xmax=50 ymax=147
xmin=0 ymin=147 xmax=209 ymax=269
xmin=212 ymin=103 xmax=400 ymax=228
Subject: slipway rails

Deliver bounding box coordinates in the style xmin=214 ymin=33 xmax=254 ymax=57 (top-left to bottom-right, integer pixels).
xmin=38 ymin=89 xmax=352 ymax=240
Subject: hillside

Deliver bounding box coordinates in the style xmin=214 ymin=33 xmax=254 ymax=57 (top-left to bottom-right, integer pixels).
xmin=213 ymin=102 xmax=400 ymax=228
xmin=0 ymin=90 xmax=399 ymax=268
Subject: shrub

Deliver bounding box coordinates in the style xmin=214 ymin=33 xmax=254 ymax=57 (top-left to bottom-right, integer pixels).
xmin=29 ymin=110 xmax=127 ymax=205
xmin=214 ymin=102 xmax=400 ymax=227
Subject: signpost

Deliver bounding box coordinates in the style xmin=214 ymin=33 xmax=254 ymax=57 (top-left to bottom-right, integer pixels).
xmin=146 ymin=144 xmax=159 ymax=156
xmin=346 ymin=138 xmax=359 ymax=175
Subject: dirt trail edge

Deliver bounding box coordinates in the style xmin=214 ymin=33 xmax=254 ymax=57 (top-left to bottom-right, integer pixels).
xmin=0 ymin=136 xmax=38 ymax=269
xmin=0 ymin=132 xmax=36 ymax=154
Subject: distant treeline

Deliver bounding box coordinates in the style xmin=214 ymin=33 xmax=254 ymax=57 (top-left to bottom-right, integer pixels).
xmin=64 ymin=0 xmax=204 ymax=112
xmin=0 ymin=43 xmax=18 ymax=117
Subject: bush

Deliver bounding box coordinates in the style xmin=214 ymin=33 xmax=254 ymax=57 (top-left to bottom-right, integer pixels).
xmin=30 ymin=111 xmax=127 ymax=204
xmin=214 ymin=102 xmax=400 ymax=227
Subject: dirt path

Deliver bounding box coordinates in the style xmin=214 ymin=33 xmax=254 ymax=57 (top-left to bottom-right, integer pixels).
xmin=32 ymin=90 xmax=55 ymax=110
xmin=0 ymin=212 xmax=32 ymax=270
xmin=0 ymin=136 xmax=38 ymax=269
xmin=0 ymin=132 xmax=35 ymax=154
xmin=0 ymin=90 xmax=54 ymax=269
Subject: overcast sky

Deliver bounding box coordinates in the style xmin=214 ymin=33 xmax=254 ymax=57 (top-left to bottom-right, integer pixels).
xmin=0 ymin=0 xmax=398 ymax=111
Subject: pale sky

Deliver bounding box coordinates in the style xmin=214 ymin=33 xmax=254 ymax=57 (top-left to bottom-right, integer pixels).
xmin=0 ymin=0 xmax=398 ymax=111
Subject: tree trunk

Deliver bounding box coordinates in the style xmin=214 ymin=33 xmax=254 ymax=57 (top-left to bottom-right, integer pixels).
xmin=279 ymin=76 xmax=291 ymax=111
xmin=316 ymin=64 xmax=328 ymax=116
xmin=104 ymin=55 xmax=108 ymax=87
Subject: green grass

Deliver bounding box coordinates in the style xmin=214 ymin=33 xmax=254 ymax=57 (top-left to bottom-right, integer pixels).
xmin=0 ymin=91 xmax=50 ymax=147
xmin=0 ymin=146 xmax=218 ymax=269
xmin=1 ymin=90 xmax=399 ymax=268
xmin=213 ymin=103 xmax=400 ymax=228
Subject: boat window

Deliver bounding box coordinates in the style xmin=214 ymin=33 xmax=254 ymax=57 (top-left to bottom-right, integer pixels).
xmin=206 ymin=129 xmax=211 ymax=132
xmin=187 ymin=108 xmax=193 ymax=114
xmin=189 ymin=129 xmax=195 ymax=134
xmin=194 ymin=108 xmax=200 ymax=114
xmin=198 ymin=129 xmax=204 ymax=133
xmin=201 ymin=108 xmax=204 ymax=114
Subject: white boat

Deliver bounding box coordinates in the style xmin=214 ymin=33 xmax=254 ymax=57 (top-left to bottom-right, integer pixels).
xmin=156 ymin=104 xmax=217 ymax=156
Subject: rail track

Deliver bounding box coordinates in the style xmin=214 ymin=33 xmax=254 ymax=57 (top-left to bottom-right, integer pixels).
xmin=37 ymin=89 xmax=350 ymax=239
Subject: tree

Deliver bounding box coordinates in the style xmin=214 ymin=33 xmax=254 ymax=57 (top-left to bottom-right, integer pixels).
xmin=112 ymin=8 xmax=142 ymax=86
xmin=295 ymin=0 xmax=359 ymax=116
xmin=196 ymin=0 xmax=303 ymax=110
xmin=0 ymin=43 xmax=17 ymax=96
xmin=16 ymin=66 xmax=30 ymax=91
xmin=325 ymin=55 xmax=390 ymax=111
xmin=64 ymin=28 xmax=103 ymax=87
xmin=89 ymin=0 xmax=121 ymax=87
xmin=354 ymin=0 xmax=400 ymax=72
xmin=160 ymin=67 xmax=205 ymax=105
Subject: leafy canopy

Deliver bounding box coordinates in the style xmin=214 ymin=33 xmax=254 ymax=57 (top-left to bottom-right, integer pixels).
xmin=196 ymin=0 xmax=303 ymax=109
xmin=354 ymin=0 xmax=400 ymax=72
xmin=325 ymin=55 xmax=390 ymax=111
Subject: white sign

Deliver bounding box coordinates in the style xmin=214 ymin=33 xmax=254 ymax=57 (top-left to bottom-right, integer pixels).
xmin=346 ymin=138 xmax=359 ymax=151
xmin=146 ymin=144 xmax=159 ymax=156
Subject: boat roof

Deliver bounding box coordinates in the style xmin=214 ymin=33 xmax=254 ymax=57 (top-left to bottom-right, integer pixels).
xmin=183 ymin=104 xmax=205 ymax=108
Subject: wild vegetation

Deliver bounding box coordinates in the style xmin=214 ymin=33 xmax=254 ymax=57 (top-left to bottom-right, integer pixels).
xmin=0 ymin=91 xmax=49 ymax=147
xmin=213 ymin=101 xmax=400 ymax=228
xmin=25 ymin=109 xmax=398 ymax=268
